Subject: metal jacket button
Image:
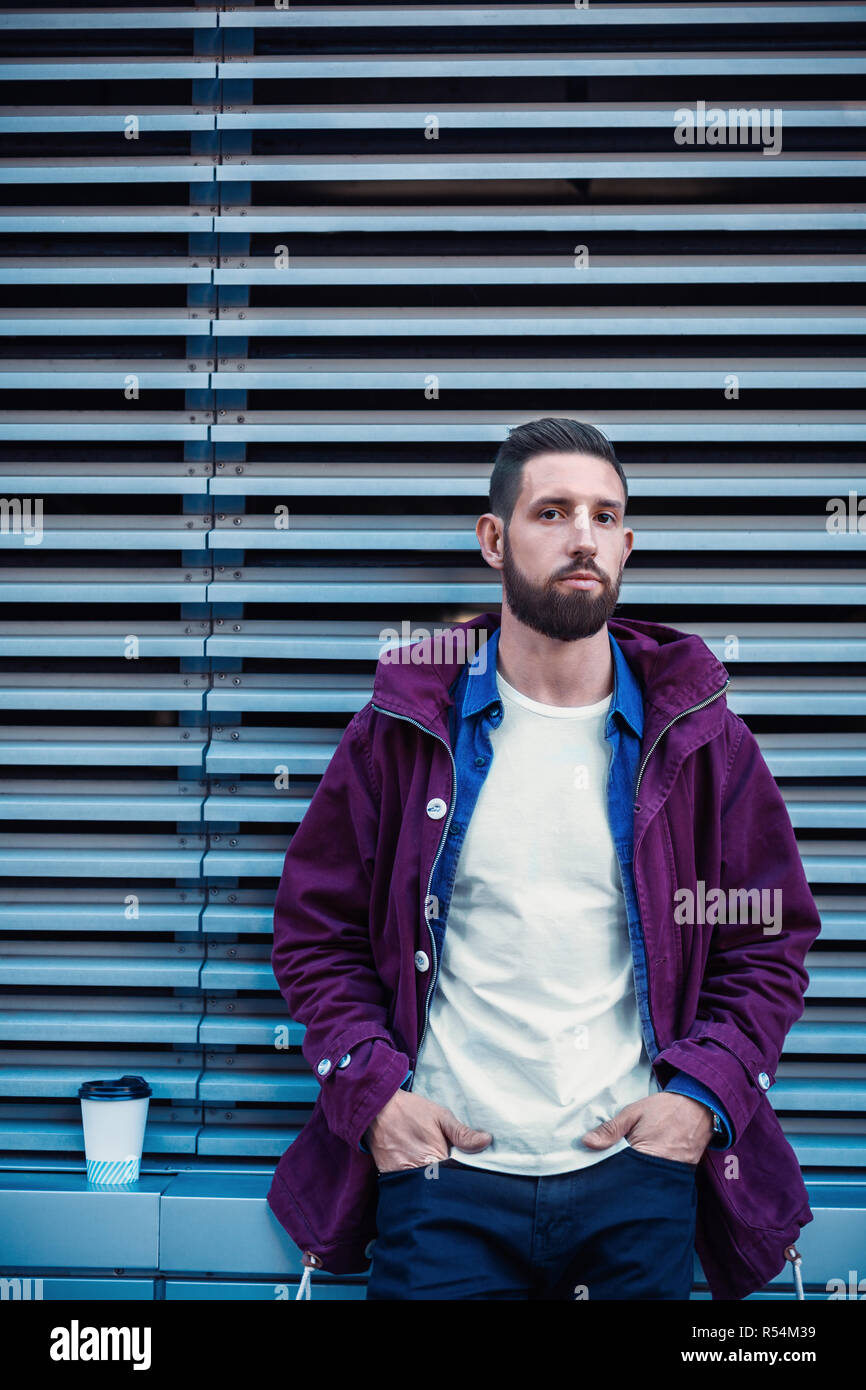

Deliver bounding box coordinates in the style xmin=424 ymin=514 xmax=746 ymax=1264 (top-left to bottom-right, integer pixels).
xmin=758 ymin=1071 xmax=771 ymax=1089
xmin=317 ymin=1058 xmax=331 ymax=1076
xmin=337 ymin=1052 xmax=351 ymax=1068
xmin=426 ymin=797 xmax=447 ymax=819
xmin=414 ymin=950 xmax=430 ymax=972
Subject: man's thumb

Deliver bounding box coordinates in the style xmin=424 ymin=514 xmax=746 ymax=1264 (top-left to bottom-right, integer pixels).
xmin=439 ymin=1110 xmax=493 ymax=1152
xmin=581 ymin=1115 xmax=626 ymax=1150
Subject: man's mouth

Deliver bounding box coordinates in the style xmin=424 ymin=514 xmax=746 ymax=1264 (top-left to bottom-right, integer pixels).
xmin=558 ymin=572 xmax=602 ymax=589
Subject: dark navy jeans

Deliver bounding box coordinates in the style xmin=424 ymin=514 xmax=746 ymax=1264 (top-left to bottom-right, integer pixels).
xmin=365 ymin=1146 xmax=697 ymax=1300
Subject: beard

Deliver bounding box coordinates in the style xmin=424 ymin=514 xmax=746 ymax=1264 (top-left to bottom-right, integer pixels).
xmin=501 ymin=541 xmax=623 ymax=642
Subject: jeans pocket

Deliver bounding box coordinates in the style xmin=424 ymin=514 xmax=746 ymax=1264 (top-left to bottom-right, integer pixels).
xmin=376 ymin=1163 xmax=429 ymax=1183
xmin=624 ymin=1142 xmax=698 ymax=1177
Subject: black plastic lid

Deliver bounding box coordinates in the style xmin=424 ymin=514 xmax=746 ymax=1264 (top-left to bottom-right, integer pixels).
xmin=78 ymin=1074 xmax=152 ymax=1101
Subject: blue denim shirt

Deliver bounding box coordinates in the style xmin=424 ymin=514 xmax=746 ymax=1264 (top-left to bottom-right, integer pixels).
xmin=360 ymin=625 xmax=732 ymax=1154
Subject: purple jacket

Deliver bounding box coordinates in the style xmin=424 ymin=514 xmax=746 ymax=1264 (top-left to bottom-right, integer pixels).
xmin=267 ymin=612 xmax=821 ymax=1299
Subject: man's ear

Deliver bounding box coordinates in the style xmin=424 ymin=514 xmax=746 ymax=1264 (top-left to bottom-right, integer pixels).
xmin=476 ymin=513 xmax=505 ymax=570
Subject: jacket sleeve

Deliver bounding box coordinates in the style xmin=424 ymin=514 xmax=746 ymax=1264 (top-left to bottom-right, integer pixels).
xmin=270 ymin=709 xmax=412 ymax=1152
xmin=652 ymin=714 xmax=821 ymax=1147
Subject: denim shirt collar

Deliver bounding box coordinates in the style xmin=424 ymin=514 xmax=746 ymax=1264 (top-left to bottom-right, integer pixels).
xmin=461 ymin=623 xmax=644 ymax=740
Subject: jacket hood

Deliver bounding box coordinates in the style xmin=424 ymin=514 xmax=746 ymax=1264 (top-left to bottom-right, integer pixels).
xmin=371 ymin=610 xmax=730 ymax=733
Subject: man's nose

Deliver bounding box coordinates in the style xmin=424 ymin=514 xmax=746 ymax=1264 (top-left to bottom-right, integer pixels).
xmin=568 ymin=505 xmax=597 ymax=548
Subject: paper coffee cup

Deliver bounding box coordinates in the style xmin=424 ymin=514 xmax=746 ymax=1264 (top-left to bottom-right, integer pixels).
xmin=78 ymin=1074 xmax=152 ymax=1184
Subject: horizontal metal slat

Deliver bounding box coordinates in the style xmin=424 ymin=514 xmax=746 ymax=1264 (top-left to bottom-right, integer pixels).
xmin=213 ymin=307 xmax=866 ymax=336
xmin=0 ymin=463 xmax=210 ymax=495
xmin=0 ymin=160 xmax=217 ymax=184
xmin=213 ymin=253 xmax=866 ymax=286
xmin=0 ymin=942 xmax=204 ymax=989
xmin=206 ymin=513 xmax=865 ymax=553
xmin=0 ymin=677 xmax=208 ymax=711
xmin=206 ymin=566 xmax=866 ymax=608
xmin=213 ymin=154 xmax=866 ymax=182
xmin=0 ymin=889 xmax=204 ymax=933
xmin=0 ymin=61 xmax=217 ymax=80
xmin=214 ymin=206 xmax=866 ymax=233
xmin=0 ymin=313 xmax=213 ymax=336
xmin=218 ymin=5 xmax=866 ymax=29
xmin=0 ymin=622 xmax=209 ymax=656
xmin=0 ymin=1051 xmax=202 ymax=1101
xmin=0 ymin=570 xmax=210 ymax=604
xmin=0 ymin=996 xmax=201 ymax=1045
xmin=0 ymin=782 xmax=205 ymax=822
xmin=0 ymin=835 xmax=206 ymax=879
xmin=0 ymin=729 xmax=206 ymax=768
xmin=0 ymin=208 xmax=217 ymax=232
xmin=0 ymin=1113 xmax=200 ymax=1156
xmin=216 ymin=54 xmax=866 ymax=79
xmin=204 ymin=619 xmax=866 ymax=664
xmin=209 ymin=360 xmax=866 ymax=393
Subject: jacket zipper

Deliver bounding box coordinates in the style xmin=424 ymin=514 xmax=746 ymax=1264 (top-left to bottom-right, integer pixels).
xmin=630 ymin=677 xmax=730 ymax=1062
xmin=370 ymin=700 xmax=457 ymax=1086
xmin=633 ymin=679 xmax=730 ymax=808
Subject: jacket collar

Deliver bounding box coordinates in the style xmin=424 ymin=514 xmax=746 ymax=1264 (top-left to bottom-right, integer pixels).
xmin=372 ymin=610 xmax=728 ymax=740
xmin=458 ymin=622 xmax=644 ymax=739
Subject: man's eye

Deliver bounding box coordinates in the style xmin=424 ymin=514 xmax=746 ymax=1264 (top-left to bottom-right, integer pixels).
xmin=540 ymin=509 xmax=560 ymax=520
xmin=597 ymin=512 xmax=615 ymax=524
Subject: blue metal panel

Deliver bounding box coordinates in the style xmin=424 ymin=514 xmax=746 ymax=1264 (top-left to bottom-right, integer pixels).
xmin=0 ymin=1174 xmax=170 ymax=1269
xmin=159 ymin=1172 xmax=310 ymax=1276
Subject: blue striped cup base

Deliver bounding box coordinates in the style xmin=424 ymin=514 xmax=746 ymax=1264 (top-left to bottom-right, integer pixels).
xmin=86 ymin=1156 xmax=140 ymax=1185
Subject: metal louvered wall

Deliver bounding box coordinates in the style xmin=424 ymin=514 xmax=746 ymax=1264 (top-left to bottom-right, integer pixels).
xmin=0 ymin=1 xmax=864 ymax=1301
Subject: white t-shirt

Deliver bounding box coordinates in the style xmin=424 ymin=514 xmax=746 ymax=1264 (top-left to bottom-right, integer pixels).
xmin=411 ymin=663 xmax=658 ymax=1174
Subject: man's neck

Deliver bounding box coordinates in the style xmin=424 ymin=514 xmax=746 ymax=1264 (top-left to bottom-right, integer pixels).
xmin=495 ymin=611 xmax=614 ymax=708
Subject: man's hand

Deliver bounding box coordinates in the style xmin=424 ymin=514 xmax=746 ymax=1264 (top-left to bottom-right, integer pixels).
xmin=363 ymin=1088 xmax=493 ymax=1174
xmin=581 ymin=1091 xmax=714 ymax=1165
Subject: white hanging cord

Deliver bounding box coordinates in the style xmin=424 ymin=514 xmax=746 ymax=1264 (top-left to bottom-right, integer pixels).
xmin=784 ymin=1244 xmax=805 ymax=1300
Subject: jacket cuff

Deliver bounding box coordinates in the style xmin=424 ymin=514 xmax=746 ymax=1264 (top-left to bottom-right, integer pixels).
xmin=653 ymin=1018 xmax=776 ymax=1144
xmin=319 ymin=1036 xmax=412 ymax=1152
xmin=664 ymin=1069 xmax=734 ymax=1150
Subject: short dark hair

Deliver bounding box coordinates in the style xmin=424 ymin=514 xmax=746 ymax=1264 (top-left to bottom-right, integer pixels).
xmin=488 ymin=417 xmax=628 ymax=528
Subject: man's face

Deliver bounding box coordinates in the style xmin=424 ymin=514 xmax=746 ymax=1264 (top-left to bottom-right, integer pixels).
xmin=493 ymin=451 xmax=633 ymax=642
